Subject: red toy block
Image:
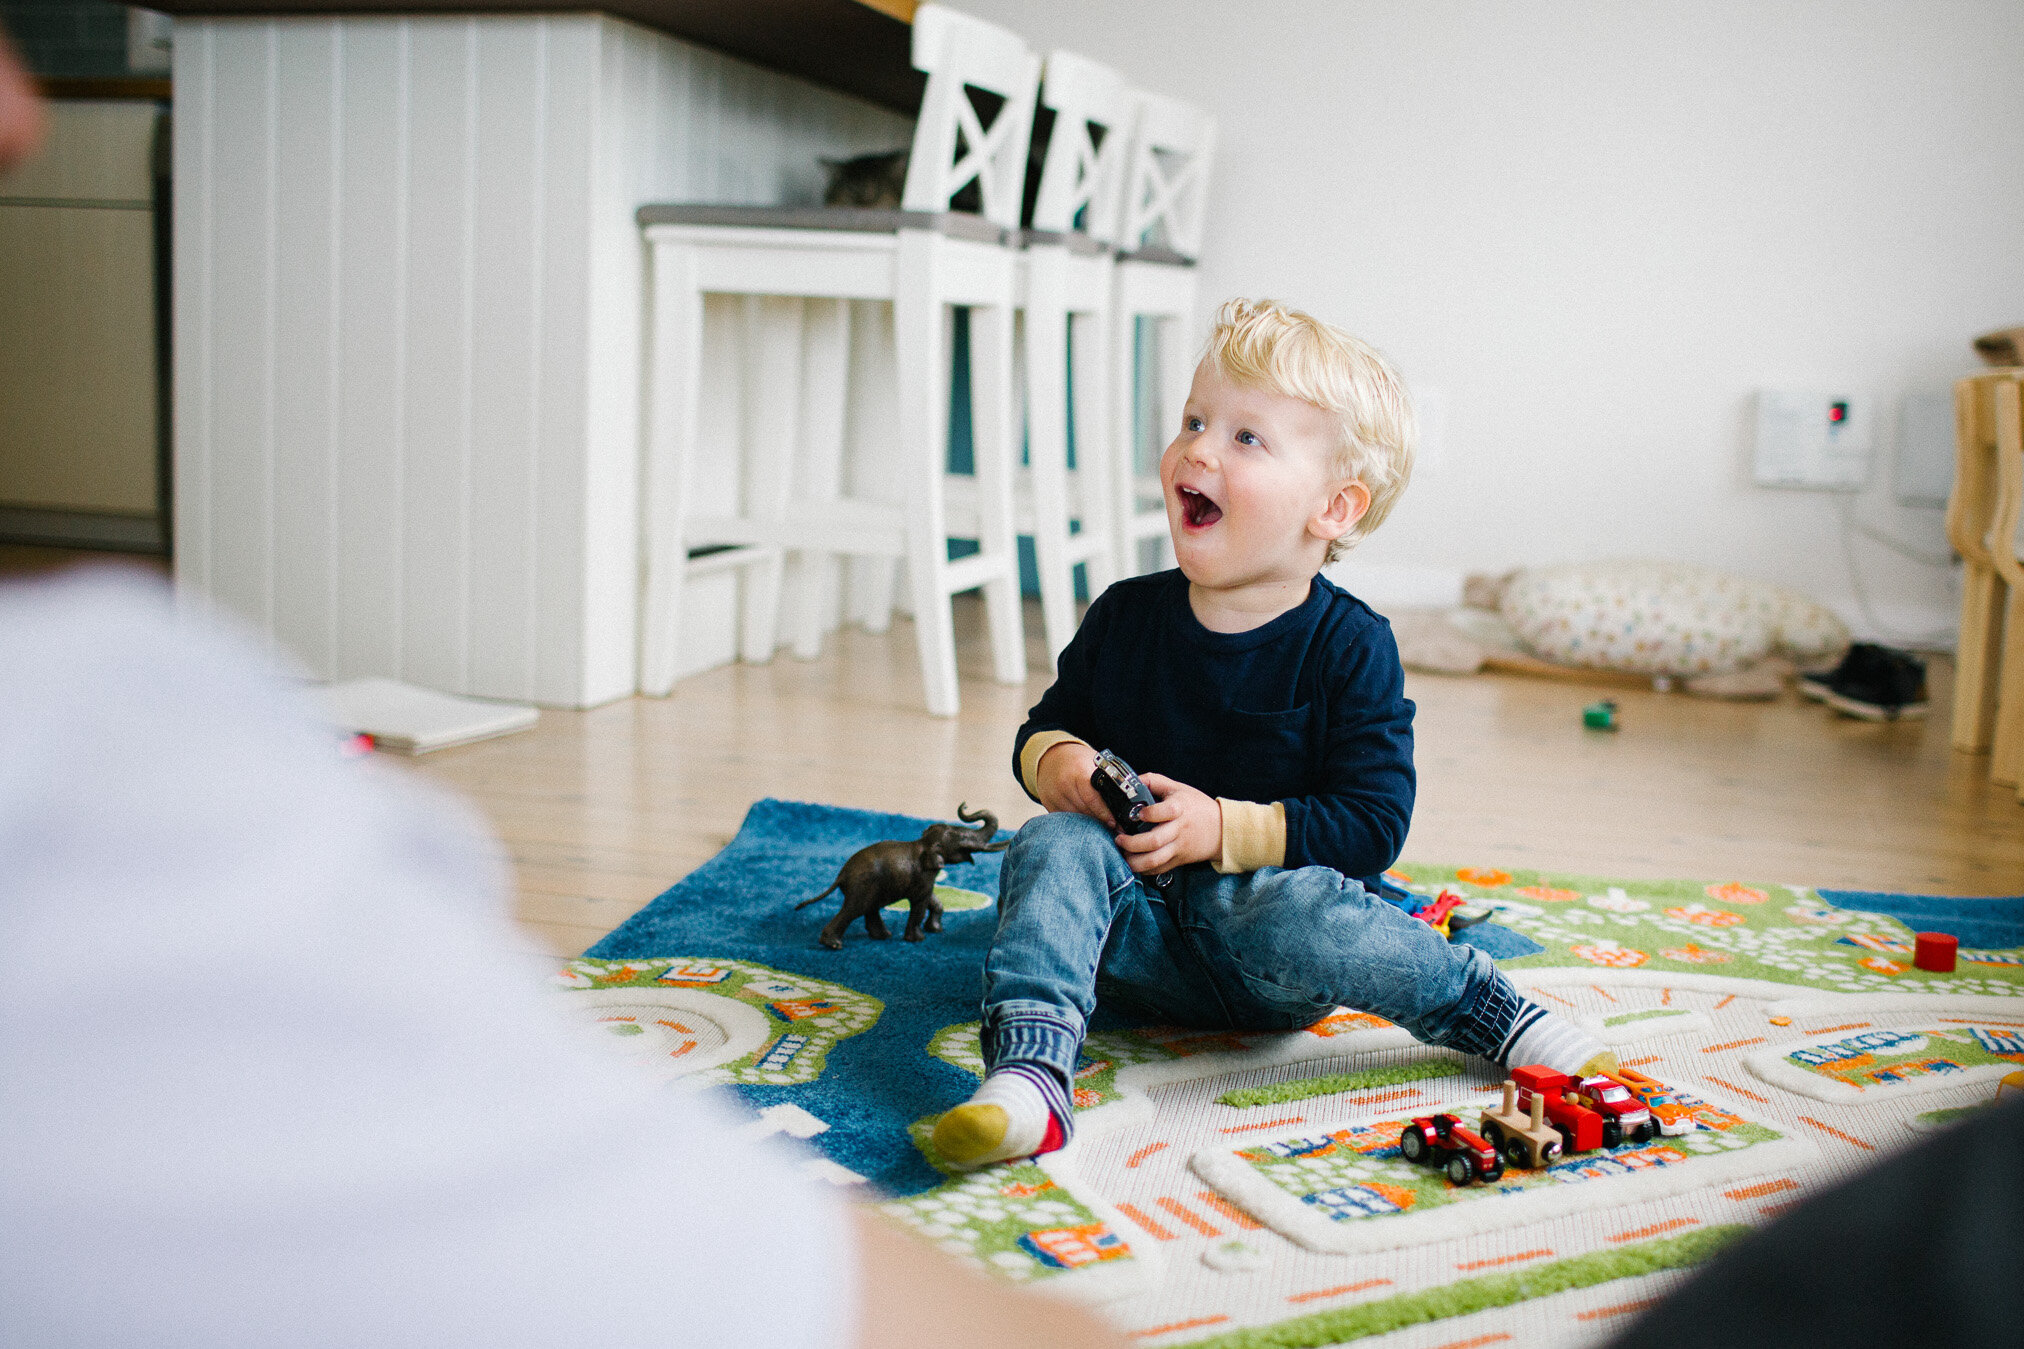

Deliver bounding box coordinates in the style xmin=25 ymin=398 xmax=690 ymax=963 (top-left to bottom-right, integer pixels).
xmin=1913 ymin=931 xmax=1958 ymax=973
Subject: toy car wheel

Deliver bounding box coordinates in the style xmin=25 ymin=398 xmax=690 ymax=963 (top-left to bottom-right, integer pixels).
xmin=1481 ymin=1120 xmax=1504 ymax=1146
xmin=1631 ymin=1120 xmax=1656 ymax=1144
xmin=1503 ymin=1136 xmax=1531 ymax=1168
xmin=1482 ymin=1163 xmax=1505 ymax=1183
xmin=1541 ymin=1138 xmax=1562 ymax=1163
xmin=1401 ymin=1128 xmax=1427 ymax=1164
xmin=1445 ymin=1154 xmax=1476 ymax=1186
xmin=1601 ymin=1119 xmax=1623 ymax=1150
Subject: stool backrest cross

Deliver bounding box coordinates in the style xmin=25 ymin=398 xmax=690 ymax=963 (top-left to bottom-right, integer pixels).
xmin=903 ymin=4 xmax=1042 ymax=231
xmin=1118 ymin=91 xmax=1216 ymax=261
xmin=1028 ymin=50 xmax=1133 ymax=244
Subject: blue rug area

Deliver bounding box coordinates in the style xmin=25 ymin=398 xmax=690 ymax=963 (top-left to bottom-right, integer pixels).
xmin=583 ymin=799 xmax=2004 ymax=1198
xmin=1818 ymin=889 xmax=2024 ymax=950
xmin=585 ymin=799 xmax=1542 ymax=1194
xmin=588 ymin=799 xmax=1014 ymax=1196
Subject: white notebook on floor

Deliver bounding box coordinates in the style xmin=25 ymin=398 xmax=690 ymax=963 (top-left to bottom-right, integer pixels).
xmin=321 ymin=677 xmax=538 ymax=755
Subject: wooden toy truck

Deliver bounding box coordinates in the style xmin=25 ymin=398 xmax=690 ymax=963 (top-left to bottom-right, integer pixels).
xmin=1479 ymin=1079 xmax=1564 ymax=1169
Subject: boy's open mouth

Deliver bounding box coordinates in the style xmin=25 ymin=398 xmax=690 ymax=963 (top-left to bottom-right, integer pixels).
xmin=1178 ymin=484 xmax=1223 ymax=529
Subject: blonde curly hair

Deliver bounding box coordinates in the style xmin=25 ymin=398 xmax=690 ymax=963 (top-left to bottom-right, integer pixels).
xmin=1201 ymin=298 xmax=1416 ymax=562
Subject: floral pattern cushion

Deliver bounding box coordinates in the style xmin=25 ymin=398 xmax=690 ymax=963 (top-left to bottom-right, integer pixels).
xmin=1499 ymin=561 xmax=1849 ymax=677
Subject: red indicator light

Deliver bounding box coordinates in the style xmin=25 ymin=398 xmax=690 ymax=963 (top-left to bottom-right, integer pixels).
xmin=1828 ymin=401 xmax=1848 ymax=423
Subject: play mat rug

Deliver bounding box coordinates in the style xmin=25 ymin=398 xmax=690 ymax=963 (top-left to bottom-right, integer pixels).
xmin=569 ymin=799 xmax=2024 ymax=1349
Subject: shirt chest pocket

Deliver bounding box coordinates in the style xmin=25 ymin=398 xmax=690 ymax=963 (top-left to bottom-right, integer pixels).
xmin=1208 ymin=703 xmax=1316 ymax=803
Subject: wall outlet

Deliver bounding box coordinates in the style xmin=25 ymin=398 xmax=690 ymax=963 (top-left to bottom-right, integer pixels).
xmin=1752 ymin=389 xmax=1871 ymax=491
xmin=1893 ymin=391 xmax=1956 ymax=508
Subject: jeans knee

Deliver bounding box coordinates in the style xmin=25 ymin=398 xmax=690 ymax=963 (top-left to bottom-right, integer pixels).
xmin=1008 ymin=810 xmax=1114 ymax=869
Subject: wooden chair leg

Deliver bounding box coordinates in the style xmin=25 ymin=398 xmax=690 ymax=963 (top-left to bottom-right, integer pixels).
xmin=637 ymin=242 xmax=704 ymax=697
xmin=1992 ymin=586 xmax=2024 ymax=787
xmin=1990 ymin=378 xmax=2024 ymax=785
xmin=1954 ymin=563 xmax=2007 ymax=752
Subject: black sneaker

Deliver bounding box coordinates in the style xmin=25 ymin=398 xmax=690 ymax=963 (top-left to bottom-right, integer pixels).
xmin=1798 ymin=643 xmax=1881 ymax=702
xmin=1819 ymin=644 xmax=1929 ymax=721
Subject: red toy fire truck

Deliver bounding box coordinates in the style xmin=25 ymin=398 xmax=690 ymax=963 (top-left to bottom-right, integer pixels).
xmin=1509 ymin=1064 xmax=1656 ymax=1151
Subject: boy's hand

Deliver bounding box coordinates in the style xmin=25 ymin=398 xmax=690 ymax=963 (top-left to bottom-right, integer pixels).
xmin=1115 ymin=774 xmax=1221 ymax=875
xmin=1034 ymin=740 xmax=1116 ymax=828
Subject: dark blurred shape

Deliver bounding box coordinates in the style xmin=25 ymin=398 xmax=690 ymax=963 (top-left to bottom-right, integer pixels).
xmin=1607 ymin=1091 xmax=2024 ymax=1349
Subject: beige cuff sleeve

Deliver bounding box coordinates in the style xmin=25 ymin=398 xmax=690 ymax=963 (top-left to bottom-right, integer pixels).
xmin=1215 ymin=799 xmax=1287 ymax=874
xmin=1019 ymin=730 xmax=1089 ymax=800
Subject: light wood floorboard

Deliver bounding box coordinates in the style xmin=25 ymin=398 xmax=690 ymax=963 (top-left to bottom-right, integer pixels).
xmin=6 ymin=546 xmax=2015 ymax=955
xmin=383 ymin=597 xmax=2024 ymax=957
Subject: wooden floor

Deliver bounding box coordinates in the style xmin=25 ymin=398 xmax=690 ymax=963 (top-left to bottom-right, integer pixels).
xmin=391 ymin=597 xmax=2024 ymax=958
xmin=6 ymin=543 xmax=2018 ymax=955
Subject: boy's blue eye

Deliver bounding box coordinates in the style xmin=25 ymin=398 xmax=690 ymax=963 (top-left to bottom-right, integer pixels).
xmin=1236 ymin=430 xmax=1260 ymax=446
xmin=1185 ymin=416 xmax=1205 ymax=432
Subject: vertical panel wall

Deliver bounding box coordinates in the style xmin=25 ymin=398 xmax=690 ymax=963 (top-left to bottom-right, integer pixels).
xmin=173 ymin=14 xmax=910 ymax=705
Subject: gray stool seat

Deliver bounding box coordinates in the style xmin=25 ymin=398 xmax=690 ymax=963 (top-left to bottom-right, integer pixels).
xmin=1113 ymin=243 xmax=1194 ymax=266
xmin=1018 ymin=227 xmax=1110 ymax=256
xmin=637 ymin=202 xmax=1008 ymax=246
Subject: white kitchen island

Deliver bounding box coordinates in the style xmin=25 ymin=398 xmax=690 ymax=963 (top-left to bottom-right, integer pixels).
xmin=163 ymin=3 xmax=915 ymax=706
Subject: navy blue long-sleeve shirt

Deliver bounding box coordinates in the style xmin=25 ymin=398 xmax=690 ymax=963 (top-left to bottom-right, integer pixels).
xmin=1013 ymin=569 xmax=1415 ymax=890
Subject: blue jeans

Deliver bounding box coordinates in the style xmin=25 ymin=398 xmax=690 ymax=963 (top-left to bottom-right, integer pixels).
xmin=980 ymin=811 xmax=1526 ymax=1085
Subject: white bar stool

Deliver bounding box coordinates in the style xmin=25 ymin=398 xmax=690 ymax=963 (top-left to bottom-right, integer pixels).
xmin=946 ymin=50 xmax=1135 ymax=664
xmin=636 ymin=4 xmax=1039 ymax=717
xmin=1109 ymin=92 xmax=1217 ymax=578
xmin=1017 ymin=51 xmax=1135 ymax=663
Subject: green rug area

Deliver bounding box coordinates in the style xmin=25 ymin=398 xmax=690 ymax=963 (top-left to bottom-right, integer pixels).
xmin=1388 ymin=865 xmax=2024 ymax=996
xmin=1218 ymin=1055 xmax=1465 ymax=1109
xmin=1176 ymin=1225 xmax=1747 ymax=1348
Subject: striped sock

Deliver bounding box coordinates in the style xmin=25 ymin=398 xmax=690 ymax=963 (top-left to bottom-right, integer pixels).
xmin=1498 ymin=1005 xmax=1613 ymax=1076
xmin=929 ymin=1063 xmax=1074 ymax=1169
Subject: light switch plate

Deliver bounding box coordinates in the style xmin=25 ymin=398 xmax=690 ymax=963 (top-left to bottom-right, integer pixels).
xmin=1752 ymin=389 xmax=1871 ymax=491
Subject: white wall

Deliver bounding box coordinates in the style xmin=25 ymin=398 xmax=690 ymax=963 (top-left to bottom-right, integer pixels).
xmin=965 ymin=0 xmax=2024 ymax=639
xmin=173 ymin=15 xmax=910 ymax=705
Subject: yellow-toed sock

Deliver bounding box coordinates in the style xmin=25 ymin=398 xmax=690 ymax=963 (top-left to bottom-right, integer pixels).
xmin=929 ymin=1065 xmax=1070 ymax=1169
xmin=1578 ymin=1050 xmax=1621 ymax=1077
xmin=931 ymin=1102 xmax=1013 ymax=1166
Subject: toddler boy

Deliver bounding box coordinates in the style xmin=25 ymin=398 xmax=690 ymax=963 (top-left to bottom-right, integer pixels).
xmin=932 ymin=299 xmax=1613 ymax=1167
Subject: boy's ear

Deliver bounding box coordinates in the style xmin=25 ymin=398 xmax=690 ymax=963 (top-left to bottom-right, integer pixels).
xmin=1311 ymin=480 xmax=1372 ymax=544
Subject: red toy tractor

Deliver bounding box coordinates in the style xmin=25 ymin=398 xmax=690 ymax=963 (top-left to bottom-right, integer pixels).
xmin=1399 ymin=1112 xmax=1505 ymax=1185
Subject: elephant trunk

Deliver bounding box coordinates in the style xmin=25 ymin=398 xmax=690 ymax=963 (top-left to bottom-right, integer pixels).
xmin=953 ymin=802 xmax=1009 ymax=852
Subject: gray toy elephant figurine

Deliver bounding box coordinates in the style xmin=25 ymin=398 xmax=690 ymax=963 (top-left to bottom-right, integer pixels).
xmin=794 ymin=805 xmax=1008 ymax=950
